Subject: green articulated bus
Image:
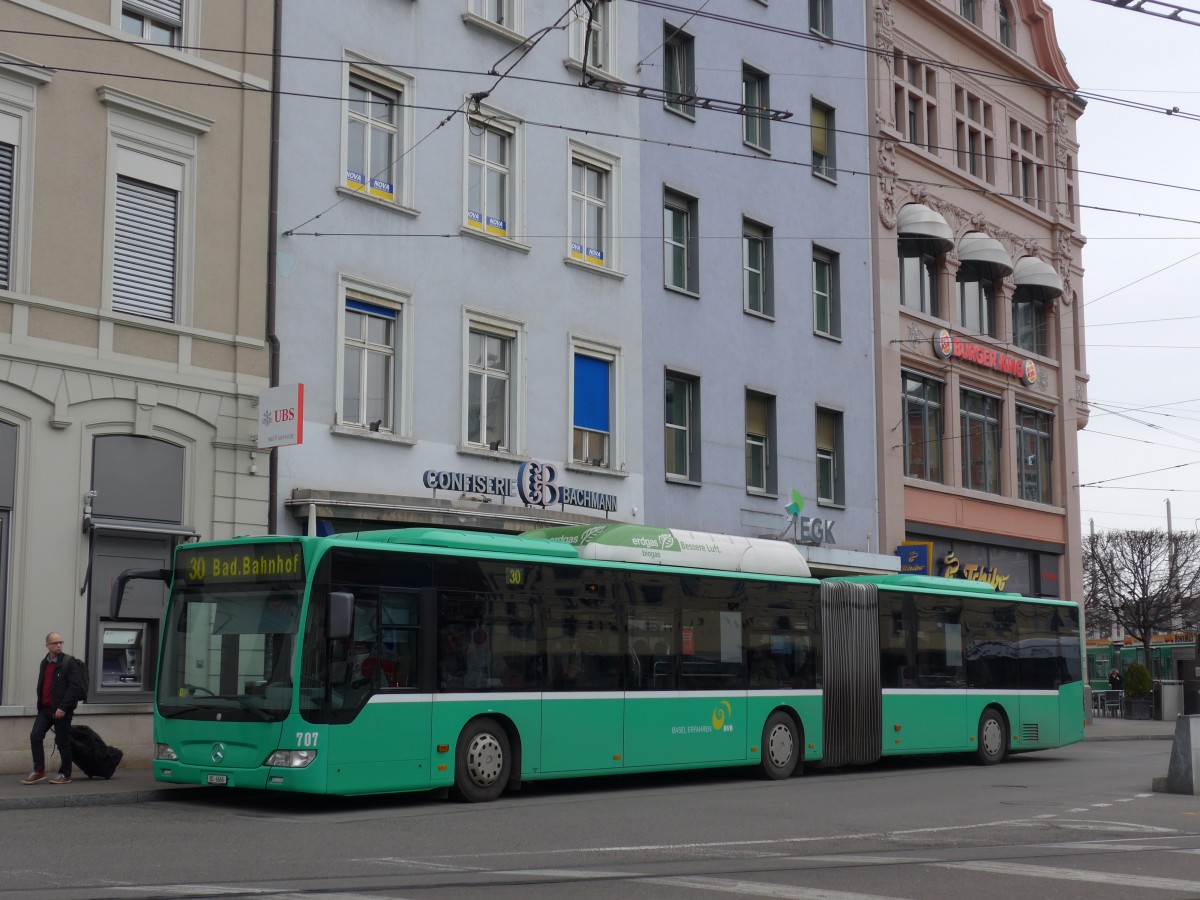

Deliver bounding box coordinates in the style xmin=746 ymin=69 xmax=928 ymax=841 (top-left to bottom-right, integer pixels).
xmin=116 ymin=524 xmax=1084 ymax=801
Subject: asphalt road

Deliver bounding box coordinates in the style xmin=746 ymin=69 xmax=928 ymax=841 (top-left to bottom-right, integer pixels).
xmin=1 ymin=739 xmax=1196 ymax=900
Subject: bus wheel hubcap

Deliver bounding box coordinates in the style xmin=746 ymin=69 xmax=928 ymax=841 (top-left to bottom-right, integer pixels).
xmin=768 ymin=724 xmax=793 ymax=767
xmin=982 ymin=720 xmax=1002 ymax=755
xmin=467 ymin=734 xmax=504 ymax=785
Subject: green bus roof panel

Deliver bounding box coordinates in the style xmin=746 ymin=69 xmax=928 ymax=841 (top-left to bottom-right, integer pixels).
xmin=335 ymin=528 xmax=580 ymax=559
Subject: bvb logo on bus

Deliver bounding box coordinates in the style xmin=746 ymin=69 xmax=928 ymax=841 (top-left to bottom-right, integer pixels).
xmin=712 ymin=700 xmax=733 ymax=732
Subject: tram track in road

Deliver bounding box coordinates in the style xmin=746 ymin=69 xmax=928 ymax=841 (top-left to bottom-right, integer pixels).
xmin=8 ymin=827 xmax=1200 ymax=900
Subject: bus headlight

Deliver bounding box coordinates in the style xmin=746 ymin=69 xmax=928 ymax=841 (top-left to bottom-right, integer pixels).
xmin=265 ymin=749 xmax=317 ymax=768
xmin=155 ymin=744 xmax=178 ymax=761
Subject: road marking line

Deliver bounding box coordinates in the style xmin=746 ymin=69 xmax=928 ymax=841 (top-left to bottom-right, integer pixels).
xmin=648 ymin=876 xmax=908 ymax=899
xmin=937 ymin=860 xmax=1200 ymax=892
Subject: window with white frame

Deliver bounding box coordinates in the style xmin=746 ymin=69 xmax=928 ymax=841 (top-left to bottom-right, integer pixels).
xmin=1 ymin=66 xmax=49 ymax=295
xmin=954 ymin=86 xmax=995 ymax=183
xmin=342 ymin=58 xmax=414 ymax=209
xmin=999 ymin=1 xmax=1013 ymax=47
xmin=893 ymin=51 xmax=937 ymax=153
xmin=665 ymin=371 xmax=699 ymax=482
xmin=469 ymin=0 xmax=517 ymax=30
xmin=569 ymin=146 xmax=615 ymax=269
xmin=569 ymin=0 xmax=611 ymax=72
xmin=961 ymin=388 xmax=1001 ymax=494
xmin=121 ymin=1 xmax=183 ymax=47
xmin=902 ymin=371 xmax=943 ymax=482
xmin=345 ymin=76 xmax=398 ymax=203
xmin=466 ymin=324 xmax=514 ymax=450
xmin=342 ymin=294 xmax=398 ymax=432
xmin=1008 ymin=119 xmax=1046 ymax=211
xmin=816 ymin=407 xmax=843 ymax=504
xmin=811 ymin=100 xmax=835 ymax=180
xmin=1016 ymin=405 xmax=1053 ymax=504
xmin=664 ymin=189 xmax=698 ymax=294
xmin=572 ymin=347 xmax=617 ymax=468
xmin=813 ymin=247 xmax=839 ymax=338
xmin=743 ymin=219 xmax=773 ymax=317
xmin=465 ymin=115 xmax=517 ymax=240
xmin=663 ymin=24 xmax=696 ymax=117
xmin=809 ymin=0 xmax=832 ymax=37
xmin=745 ymin=390 xmax=776 ymax=494
xmin=742 ymin=65 xmax=770 ymax=151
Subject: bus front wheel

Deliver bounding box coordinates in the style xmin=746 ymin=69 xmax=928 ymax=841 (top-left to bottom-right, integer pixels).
xmin=759 ymin=712 xmax=800 ymax=780
xmin=453 ymin=717 xmax=512 ymax=802
xmin=976 ymin=709 xmax=1008 ymax=765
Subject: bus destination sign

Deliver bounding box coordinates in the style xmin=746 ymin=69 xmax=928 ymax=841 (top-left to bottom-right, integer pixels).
xmin=178 ymin=544 xmax=305 ymax=585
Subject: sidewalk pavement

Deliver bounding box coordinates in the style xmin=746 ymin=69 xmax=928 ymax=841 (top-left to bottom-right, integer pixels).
xmin=0 ymin=715 xmax=1180 ymax=812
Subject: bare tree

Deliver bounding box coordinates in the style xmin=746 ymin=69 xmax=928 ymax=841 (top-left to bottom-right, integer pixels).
xmin=1083 ymin=529 xmax=1200 ymax=654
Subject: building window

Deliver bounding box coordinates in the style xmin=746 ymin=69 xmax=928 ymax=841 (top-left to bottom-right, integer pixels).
xmin=1016 ymin=405 xmax=1053 ymax=504
xmin=811 ymin=100 xmax=835 ymax=180
xmin=346 ymin=75 xmax=400 ymax=204
xmin=893 ymin=52 xmax=937 ymax=153
xmin=1012 ymin=290 xmax=1048 ymax=356
xmin=466 ymin=327 xmax=512 ymax=450
xmin=899 ymin=240 xmax=940 ymax=317
xmin=112 ymin=175 xmax=178 ymax=321
xmin=1064 ymin=154 xmax=1077 ymax=222
xmin=121 ymin=1 xmax=182 ymax=46
xmin=572 ymin=347 xmax=617 ymax=468
xmin=810 ymin=0 xmax=832 ymax=37
xmin=569 ymin=0 xmax=611 ymax=71
xmin=469 ymin=0 xmax=515 ymax=29
xmin=816 ymin=408 xmax=843 ymax=505
xmin=0 ymin=138 xmax=14 ymax=290
xmin=342 ymin=295 xmax=397 ymax=431
xmin=663 ymin=25 xmax=696 ymax=118
xmin=665 ymin=372 xmax=699 ymax=481
xmin=954 ymin=87 xmax=995 ymax=183
xmin=903 ymin=372 xmax=943 ymax=482
xmin=957 ymin=274 xmax=996 ymax=337
xmin=569 ymin=146 xmax=615 ymax=269
xmin=745 ymin=390 xmax=776 ymax=494
xmin=813 ymin=248 xmax=839 ymax=338
xmin=1009 ymin=119 xmax=1046 ymax=211
xmin=742 ymin=66 xmax=770 ymax=151
xmin=743 ymin=219 xmax=773 ymax=317
xmin=961 ymin=389 xmax=1001 ymax=494
xmin=664 ymin=190 xmax=699 ymax=294
xmin=999 ymin=1 xmax=1013 ymax=47
xmin=466 ymin=116 xmax=516 ymax=240
xmin=961 ymin=0 xmax=978 ymax=25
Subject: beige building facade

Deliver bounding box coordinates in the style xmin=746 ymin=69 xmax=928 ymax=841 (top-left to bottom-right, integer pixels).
xmin=0 ymin=0 xmax=272 ymax=771
xmin=869 ymin=1 xmax=1089 ymax=603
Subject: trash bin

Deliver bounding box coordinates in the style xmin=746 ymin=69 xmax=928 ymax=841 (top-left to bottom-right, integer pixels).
xmin=1156 ymin=680 xmax=1184 ymax=720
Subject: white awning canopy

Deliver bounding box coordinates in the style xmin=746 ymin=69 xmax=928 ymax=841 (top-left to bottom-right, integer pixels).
xmin=1012 ymin=255 xmax=1063 ymax=301
xmin=957 ymin=232 xmax=1013 ymax=280
xmin=897 ymin=204 xmax=954 ymax=254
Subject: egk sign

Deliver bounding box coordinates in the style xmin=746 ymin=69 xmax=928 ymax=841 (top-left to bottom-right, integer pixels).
xmin=932 ymin=329 xmax=1037 ymax=386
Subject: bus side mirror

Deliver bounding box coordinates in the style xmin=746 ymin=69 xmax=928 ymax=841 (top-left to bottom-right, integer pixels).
xmin=329 ymin=592 xmax=354 ymax=640
xmin=111 ymin=568 xmax=170 ymax=619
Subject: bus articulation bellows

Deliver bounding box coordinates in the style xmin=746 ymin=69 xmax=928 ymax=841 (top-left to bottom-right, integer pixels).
xmin=115 ymin=524 xmax=1084 ymax=801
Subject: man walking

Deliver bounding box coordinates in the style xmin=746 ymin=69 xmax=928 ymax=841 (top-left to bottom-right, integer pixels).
xmin=21 ymin=632 xmax=85 ymax=785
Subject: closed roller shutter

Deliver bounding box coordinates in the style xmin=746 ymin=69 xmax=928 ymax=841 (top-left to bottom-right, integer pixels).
xmin=0 ymin=142 xmax=13 ymax=290
xmin=124 ymin=0 xmax=183 ymax=27
xmin=113 ymin=175 xmax=178 ymax=322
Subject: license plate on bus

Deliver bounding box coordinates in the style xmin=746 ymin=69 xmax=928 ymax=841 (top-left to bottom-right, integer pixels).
xmin=206 ymin=774 xmax=229 ymax=786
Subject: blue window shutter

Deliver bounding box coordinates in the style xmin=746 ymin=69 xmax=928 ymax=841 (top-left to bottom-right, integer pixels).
xmin=346 ymin=298 xmax=396 ymax=318
xmin=573 ymin=355 xmax=610 ymax=431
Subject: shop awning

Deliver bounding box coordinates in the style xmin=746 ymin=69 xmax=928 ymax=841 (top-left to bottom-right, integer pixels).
xmin=1012 ymin=255 xmax=1063 ymax=301
xmin=897 ymin=204 xmax=954 ymax=254
xmin=957 ymin=232 xmax=1013 ymax=280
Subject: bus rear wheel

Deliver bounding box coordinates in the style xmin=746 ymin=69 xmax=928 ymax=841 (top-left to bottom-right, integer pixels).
xmin=759 ymin=712 xmax=800 ymax=780
xmin=975 ymin=709 xmax=1008 ymax=765
xmin=453 ymin=717 xmax=512 ymax=802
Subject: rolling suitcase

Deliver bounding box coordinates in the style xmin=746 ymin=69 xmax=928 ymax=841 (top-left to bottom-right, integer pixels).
xmin=69 ymin=724 xmax=124 ymax=779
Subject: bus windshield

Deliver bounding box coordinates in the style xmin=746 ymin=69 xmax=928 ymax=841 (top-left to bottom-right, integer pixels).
xmin=158 ymin=542 xmax=305 ymax=723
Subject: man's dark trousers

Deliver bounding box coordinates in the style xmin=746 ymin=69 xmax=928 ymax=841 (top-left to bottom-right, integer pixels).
xmin=30 ymin=707 xmax=71 ymax=775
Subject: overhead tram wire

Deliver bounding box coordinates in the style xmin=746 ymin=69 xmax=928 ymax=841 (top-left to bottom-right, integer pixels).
xmin=1088 ymin=0 xmax=1200 ymax=28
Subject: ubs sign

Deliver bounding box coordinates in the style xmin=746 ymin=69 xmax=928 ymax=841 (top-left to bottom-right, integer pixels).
xmin=422 ymin=461 xmax=618 ymax=513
